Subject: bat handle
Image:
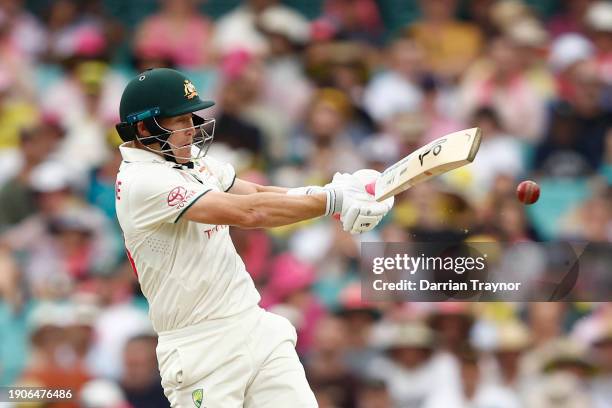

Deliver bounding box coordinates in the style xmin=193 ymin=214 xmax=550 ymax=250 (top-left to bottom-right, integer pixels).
xmin=333 ymin=181 xmax=376 ymax=220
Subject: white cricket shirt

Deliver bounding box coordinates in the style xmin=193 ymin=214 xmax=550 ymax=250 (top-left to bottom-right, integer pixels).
xmin=115 ymin=144 xmax=260 ymax=332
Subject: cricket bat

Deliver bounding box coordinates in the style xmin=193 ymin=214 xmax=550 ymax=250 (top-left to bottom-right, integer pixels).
xmin=365 ymin=127 xmax=482 ymax=201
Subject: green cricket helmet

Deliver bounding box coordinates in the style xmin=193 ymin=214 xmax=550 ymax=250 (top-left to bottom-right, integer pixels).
xmin=116 ymin=68 xmax=216 ymax=163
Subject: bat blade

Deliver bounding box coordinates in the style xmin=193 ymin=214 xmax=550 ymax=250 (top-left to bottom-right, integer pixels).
xmin=373 ymin=127 xmax=482 ymax=201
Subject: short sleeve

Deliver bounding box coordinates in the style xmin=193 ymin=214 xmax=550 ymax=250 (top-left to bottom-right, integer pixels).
xmin=198 ymin=156 xmax=236 ymax=192
xmin=127 ymin=167 xmax=211 ymax=229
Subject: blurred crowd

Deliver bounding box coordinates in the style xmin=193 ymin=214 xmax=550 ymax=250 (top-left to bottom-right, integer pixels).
xmin=0 ymin=0 xmax=611 ymax=407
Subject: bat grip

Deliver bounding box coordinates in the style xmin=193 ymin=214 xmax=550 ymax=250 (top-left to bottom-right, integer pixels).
xmin=333 ymin=181 xmax=376 ymax=220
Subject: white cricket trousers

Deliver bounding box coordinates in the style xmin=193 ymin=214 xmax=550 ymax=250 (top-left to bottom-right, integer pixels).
xmin=156 ymin=306 xmax=318 ymax=407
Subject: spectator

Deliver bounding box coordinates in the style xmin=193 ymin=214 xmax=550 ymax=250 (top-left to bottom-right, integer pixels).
xmin=120 ymin=334 xmax=167 ymax=408
xmin=1 ymin=162 xmax=120 ymax=296
xmin=468 ymin=106 xmax=525 ymax=192
xmin=334 ymin=283 xmax=381 ymax=375
xmin=362 ymin=37 xmax=424 ymax=124
xmin=292 ymin=88 xmax=366 ymax=177
xmin=0 ymin=0 xmax=46 ymax=62
xmin=86 ymin=127 xmax=124 ymax=227
xmin=559 ymin=193 xmax=612 ymax=242
xmin=458 ymin=35 xmax=547 ymax=142
xmin=0 ymin=248 xmax=29 ymax=384
xmin=80 ymin=379 xmax=131 ymax=408
xmin=42 ymin=58 xmax=127 ymax=174
xmin=316 ymin=0 xmax=384 ymax=46
xmin=464 ymin=0 xmax=499 ymax=38
xmin=0 ymin=68 xmax=39 ymax=151
xmin=584 ymin=0 xmax=612 ymax=85
xmin=525 ymin=338 xmax=596 ymax=407
xmin=505 ymin=18 xmax=556 ymax=102
xmin=87 ymin=281 xmax=153 ymax=380
xmin=212 ymin=71 xmax=265 ymax=163
xmin=534 ymin=60 xmax=611 ymax=176
xmin=356 ymin=379 xmax=392 ymax=408
xmin=426 ymin=347 xmax=521 ymax=407
xmin=602 ymin=128 xmax=612 ymax=181
xmin=305 ymin=316 xmax=358 ymax=408
xmin=367 ymin=321 xmax=458 ymax=408
xmin=408 ymin=0 xmax=484 ymax=81
xmin=417 ymin=75 xmax=465 ymax=144
xmin=547 ymin=0 xmax=593 ymax=39
xmin=488 ymin=320 xmax=532 ymax=394
xmin=258 ymin=4 xmax=313 ymax=123
xmin=427 ymin=303 xmax=474 ymax=355
xmin=133 ymin=0 xmax=214 ymax=69
xmin=262 ymin=253 xmax=326 ymax=354
xmin=213 ymin=0 xmax=307 ymax=56
xmin=549 ymin=33 xmax=595 ymax=102
xmin=44 ymin=0 xmax=106 ymax=62
xmin=0 ymin=120 xmax=64 ymax=230
xmin=18 ymin=302 xmax=92 ymax=408
xmin=221 ymin=51 xmax=290 ymax=165
xmin=527 ymin=303 xmax=568 ymax=347
xmin=590 ymin=326 xmax=612 ymax=408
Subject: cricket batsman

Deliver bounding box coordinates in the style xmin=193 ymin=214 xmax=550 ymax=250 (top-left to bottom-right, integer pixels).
xmin=114 ymin=68 xmax=393 ymax=407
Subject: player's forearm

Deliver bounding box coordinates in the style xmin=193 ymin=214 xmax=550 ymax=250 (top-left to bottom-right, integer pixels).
xmin=241 ymin=192 xmax=326 ymax=228
xmin=184 ymin=191 xmax=328 ymax=228
xmin=252 ymin=184 xmax=288 ymax=194
xmin=228 ymin=178 xmax=288 ymax=195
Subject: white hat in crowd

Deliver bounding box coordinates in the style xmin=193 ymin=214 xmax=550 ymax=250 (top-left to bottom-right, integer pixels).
xmin=549 ymin=33 xmax=595 ymax=73
xmin=585 ymin=1 xmax=612 ymax=32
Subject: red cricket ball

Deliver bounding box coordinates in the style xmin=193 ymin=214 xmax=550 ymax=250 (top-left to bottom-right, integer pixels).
xmin=516 ymin=180 xmax=540 ymax=205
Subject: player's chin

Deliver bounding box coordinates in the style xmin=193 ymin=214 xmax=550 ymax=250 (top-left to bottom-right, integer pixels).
xmin=174 ymin=147 xmax=192 ymax=163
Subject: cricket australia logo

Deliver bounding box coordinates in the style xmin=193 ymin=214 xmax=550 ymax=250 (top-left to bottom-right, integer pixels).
xmin=184 ymin=80 xmax=198 ymax=99
xmin=167 ymin=186 xmax=196 ymax=209
xmin=192 ymin=388 xmax=203 ymax=408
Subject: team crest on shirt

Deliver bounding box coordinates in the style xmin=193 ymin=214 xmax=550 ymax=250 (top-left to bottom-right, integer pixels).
xmin=167 ymin=186 xmax=196 ymax=208
xmin=184 ymin=80 xmax=198 ymax=99
xmin=192 ymin=388 xmax=203 ymax=408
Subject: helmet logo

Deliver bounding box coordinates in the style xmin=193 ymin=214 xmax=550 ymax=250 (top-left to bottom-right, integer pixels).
xmin=184 ymin=80 xmax=198 ymax=99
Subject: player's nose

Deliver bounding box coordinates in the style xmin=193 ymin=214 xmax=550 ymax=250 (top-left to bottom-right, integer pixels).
xmin=184 ymin=126 xmax=196 ymax=139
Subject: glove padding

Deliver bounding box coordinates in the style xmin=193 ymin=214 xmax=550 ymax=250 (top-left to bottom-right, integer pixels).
xmin=346 ymin=169 xmax=394 ymax=233
xmin=325 ymin=171 xmax=393 ymax=234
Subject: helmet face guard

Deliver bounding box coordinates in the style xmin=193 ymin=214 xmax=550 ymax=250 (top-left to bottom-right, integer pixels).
xmin=116 ymin=112 xmax=215 ymax=163
xmin=136 ymin=114 xmax=215 ymax=162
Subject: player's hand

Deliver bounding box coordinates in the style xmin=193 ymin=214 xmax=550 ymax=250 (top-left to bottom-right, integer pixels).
xmin=353 ymin=169 xmax=395 ymax=232
xmin=352 ymin=169 xmax=395 ymax=209
xmin=325 ymin=172 xmax=392 ymax=234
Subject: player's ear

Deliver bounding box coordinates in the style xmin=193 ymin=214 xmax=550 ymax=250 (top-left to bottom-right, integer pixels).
xmin=136 ymin=121 xmax=150 ymax=136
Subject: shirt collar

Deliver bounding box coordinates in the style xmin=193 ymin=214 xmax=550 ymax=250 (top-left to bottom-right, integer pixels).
xmin=119 ymin=143 xmax=194 ymax=169
xmin=119 ymin=143 xmax=166 ymax=163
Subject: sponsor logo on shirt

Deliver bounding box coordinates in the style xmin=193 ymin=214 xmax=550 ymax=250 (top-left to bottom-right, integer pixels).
xmin=167 ymin=186 xmax=196 ymax=208
xmin=204 ymin=224 xmax=227 ymax=239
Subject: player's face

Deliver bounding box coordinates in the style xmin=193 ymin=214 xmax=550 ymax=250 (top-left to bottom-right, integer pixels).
xmin=159 ymin=114 xmax=196 ymax=163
